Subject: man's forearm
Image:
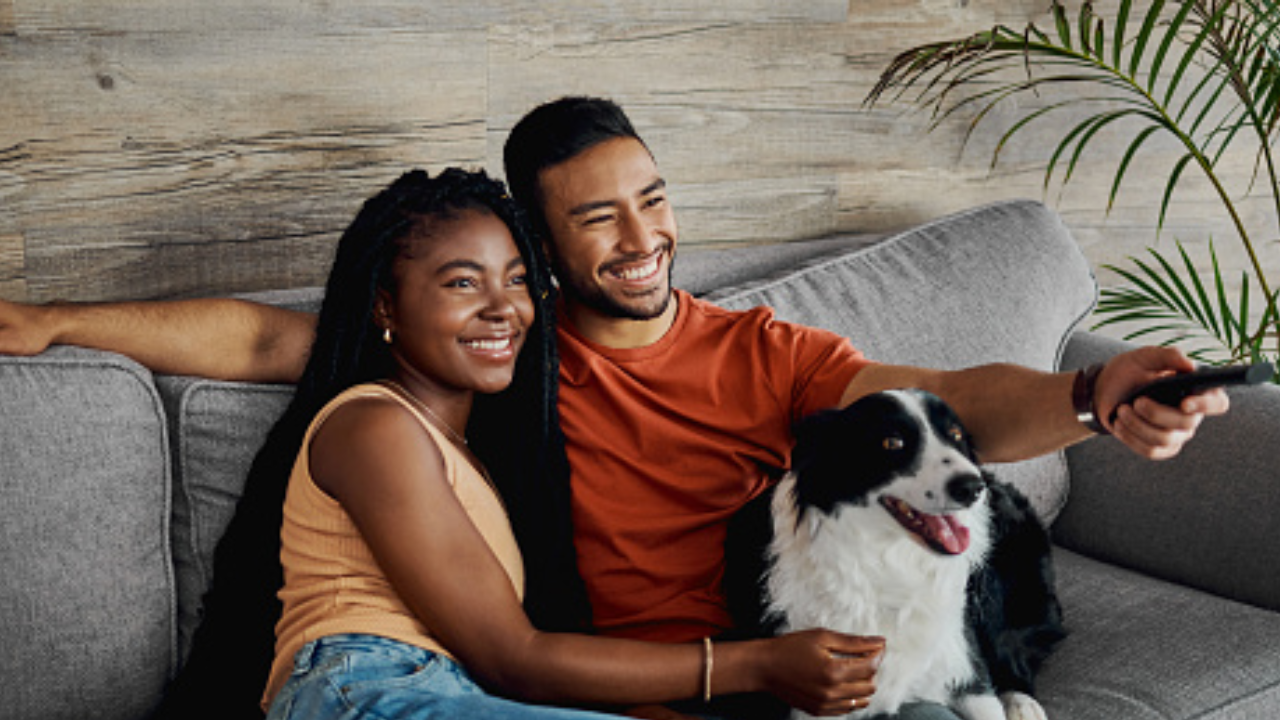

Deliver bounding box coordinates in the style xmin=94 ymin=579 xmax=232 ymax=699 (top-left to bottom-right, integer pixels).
xmin=37 ymin=298 xmax=315 ymax=382
xmin=843 ymin=362 xmax=1088 ymax=464
xmin=933 ymin=364 xmax=1088 ymax=463
xmin=843 ymin=346 xmax=1223 ymax=464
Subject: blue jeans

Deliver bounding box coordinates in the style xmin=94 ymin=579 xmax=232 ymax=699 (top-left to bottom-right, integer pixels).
xmin=266 ymin=634 xmax=628 ymax=720
xmin=868 ymin=704 xmax=964 ymax=720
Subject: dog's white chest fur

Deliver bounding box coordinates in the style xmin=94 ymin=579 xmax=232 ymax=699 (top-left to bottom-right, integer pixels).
xmin=766 ymin=470 xmax=992 ymax=719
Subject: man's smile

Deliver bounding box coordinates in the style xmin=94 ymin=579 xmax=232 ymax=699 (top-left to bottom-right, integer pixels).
xmin=602 ymin=246 xmax=670 ymax=289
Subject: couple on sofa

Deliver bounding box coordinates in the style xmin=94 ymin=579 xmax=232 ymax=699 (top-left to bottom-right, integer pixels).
xmin=0 ymin=96 xmax=1226 ymax=720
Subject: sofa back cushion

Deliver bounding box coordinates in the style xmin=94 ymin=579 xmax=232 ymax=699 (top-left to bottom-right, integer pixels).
xmin=704 ymin=199 xmax=1097 ymax=522
xmin=157 ymin=376 xmax=295 ymax=664
xmin=0 ymin=347 xmax=174 ymax=720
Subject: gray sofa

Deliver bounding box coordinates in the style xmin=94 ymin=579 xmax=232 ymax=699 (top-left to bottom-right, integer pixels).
xmin=3 ymin=199 xmax=1278 ymax=720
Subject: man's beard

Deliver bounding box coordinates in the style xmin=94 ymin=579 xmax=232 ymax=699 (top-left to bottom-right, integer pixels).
xmin=556 ymin=259 xmax=675 ymax=321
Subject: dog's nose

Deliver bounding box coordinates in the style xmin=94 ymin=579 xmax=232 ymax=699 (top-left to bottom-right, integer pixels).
xmin=946 ymin=474 xmax=985 ymax=507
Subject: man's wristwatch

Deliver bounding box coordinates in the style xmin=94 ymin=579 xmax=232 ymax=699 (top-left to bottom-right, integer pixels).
xmin=1072 ymin=362 xmax=1110 ymax=435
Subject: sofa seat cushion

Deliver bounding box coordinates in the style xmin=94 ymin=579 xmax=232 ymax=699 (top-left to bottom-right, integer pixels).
xmin=1040 ymin=547 xmax=1280 ymax=719
xmin=704 ymin=199 xmax=1097 ymax=522
xmin=0 ymin=347 xmax=174 ymax=720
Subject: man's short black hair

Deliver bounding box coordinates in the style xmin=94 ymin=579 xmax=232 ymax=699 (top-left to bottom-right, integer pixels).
xmin=503 ymin=96 xmax=647 ymax=240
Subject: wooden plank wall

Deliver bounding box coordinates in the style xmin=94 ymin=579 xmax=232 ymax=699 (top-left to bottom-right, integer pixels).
xmin=2 ymin=0 xmax=1275 ymax=310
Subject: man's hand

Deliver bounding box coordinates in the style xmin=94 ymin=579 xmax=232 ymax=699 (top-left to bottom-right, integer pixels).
xmin=0 ymin=298 xmax=57 ymax=357
xmin=1093 ymin=346 xmax=1231 ymax=460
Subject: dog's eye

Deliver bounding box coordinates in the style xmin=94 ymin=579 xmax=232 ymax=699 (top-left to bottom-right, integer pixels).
xmin=883 ymin=436 xmax=905 ymax=451
xmin=949 ymin=426 xmax=964 ymax=443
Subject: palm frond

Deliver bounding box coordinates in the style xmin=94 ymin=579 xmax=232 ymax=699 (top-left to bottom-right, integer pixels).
xmin=866 ymin=0 xmax=1280 ymax=360
xmin=1095 ymin=241 xmax=1272 ymax=365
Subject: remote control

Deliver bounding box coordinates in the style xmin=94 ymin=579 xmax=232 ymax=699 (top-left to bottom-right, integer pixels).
xmin=1113 ymin=361 xmax=1274 ymax=419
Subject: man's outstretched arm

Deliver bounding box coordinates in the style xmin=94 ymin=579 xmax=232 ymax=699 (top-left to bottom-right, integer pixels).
xmin=0 ymin=297 xmax=316 ymax=383
xmin=841 ymin=345 xmax=1229 ymax=463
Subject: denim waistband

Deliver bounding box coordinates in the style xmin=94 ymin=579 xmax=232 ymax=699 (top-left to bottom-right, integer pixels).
xmin=292 ymin=634 xmax=441 ymax=672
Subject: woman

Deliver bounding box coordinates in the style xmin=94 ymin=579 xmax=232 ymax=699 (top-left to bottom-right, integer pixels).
xmin=255 ymin=167 xmax=882 ymax=719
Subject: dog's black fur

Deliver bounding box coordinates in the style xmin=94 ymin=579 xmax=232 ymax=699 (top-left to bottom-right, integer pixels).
xmin=723 ymin=390 xmax=1066 ymax=719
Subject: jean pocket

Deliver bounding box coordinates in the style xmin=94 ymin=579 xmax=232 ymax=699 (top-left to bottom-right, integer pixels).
xmin=336 ymin=647 xmax=446 ymax=706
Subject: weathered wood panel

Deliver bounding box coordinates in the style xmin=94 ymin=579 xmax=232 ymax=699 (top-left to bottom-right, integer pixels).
xmin=9 ymin=0 xmax=846 ymax=34
xmin=0 ymin=0 xmax=14 ymax=36
xmin=0 ymin=232 xmax=23 ymax=299
xmin=3 ymin=27 xmax=486 ymax=301
xmin=1 ymin=0 xmax=1274 ymax=325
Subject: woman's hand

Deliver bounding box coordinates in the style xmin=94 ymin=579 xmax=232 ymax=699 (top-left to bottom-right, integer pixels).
xmin=752 ymin=629 xmax=883 ymax=716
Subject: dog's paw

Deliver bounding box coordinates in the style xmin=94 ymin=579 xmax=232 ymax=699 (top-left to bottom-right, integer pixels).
xmin=952 ymin=693 xmax=1005 ymax=720
xmin=999 ymin=691 xmax=1048 ymax=720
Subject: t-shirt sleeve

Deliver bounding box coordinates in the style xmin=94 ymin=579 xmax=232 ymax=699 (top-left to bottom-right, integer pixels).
xmin=765 ymin=317 xmax=873 ymax=422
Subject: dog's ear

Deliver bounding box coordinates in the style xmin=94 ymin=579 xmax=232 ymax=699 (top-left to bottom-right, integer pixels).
xmin=787 ymin=408 xmax=854 ymax=528
xmin=789 ymin=397 xmax=902 ymax=516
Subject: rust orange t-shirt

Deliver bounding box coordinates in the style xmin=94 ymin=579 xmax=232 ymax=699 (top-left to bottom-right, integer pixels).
xmin=557 ymin=289 xmax=870 ymax=642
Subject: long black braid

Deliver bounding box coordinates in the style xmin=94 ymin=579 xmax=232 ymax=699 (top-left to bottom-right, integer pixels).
xmin=156 ymin=168 xmax=587 ymax=720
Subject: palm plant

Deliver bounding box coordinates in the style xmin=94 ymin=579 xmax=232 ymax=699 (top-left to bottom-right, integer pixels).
xmin=865 ymin=0 xmax=1280 ymax=368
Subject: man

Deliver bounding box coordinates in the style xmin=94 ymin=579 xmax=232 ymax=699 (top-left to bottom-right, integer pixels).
xmin=0 ymin=97 xmax=1226 ymax=720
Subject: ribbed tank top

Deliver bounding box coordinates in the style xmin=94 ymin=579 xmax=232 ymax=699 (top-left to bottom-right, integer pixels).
xmin=261 ymin=382 xmax=524 ymax=707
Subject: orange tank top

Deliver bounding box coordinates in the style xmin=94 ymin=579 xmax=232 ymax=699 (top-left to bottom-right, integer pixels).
xmin=261 ymin=382 xmax=524 ymax=707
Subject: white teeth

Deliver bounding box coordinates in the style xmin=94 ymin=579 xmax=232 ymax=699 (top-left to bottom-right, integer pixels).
xmin=614 ymin=257 xmax=659 ymax=281
xmin=463 ymin=337 xmax=511 ymax=351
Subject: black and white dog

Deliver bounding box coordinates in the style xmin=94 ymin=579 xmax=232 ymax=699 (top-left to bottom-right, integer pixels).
xmin=725 ymin=389 xmax=1065 ymax=720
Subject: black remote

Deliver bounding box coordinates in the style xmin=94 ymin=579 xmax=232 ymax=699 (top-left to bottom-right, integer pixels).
xmin=1115 ymin=362 xmax=1274 ymax=417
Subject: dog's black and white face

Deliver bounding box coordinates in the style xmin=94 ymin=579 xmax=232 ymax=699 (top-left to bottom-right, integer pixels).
xmin=790 ymin=389 xmax=988 ymax=556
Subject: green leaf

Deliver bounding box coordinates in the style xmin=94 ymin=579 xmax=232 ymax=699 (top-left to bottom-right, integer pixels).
xmin=1148 ymin=0 xmax=1197 ymax=95
xmin=1094 ymin=15 xmax=1107 ymax=62
xmin=1110 ymin=125 xmax=1162 ymax=213
xmin=1149 ymin=247 xmax=1210 ymax=330
xmin=1158 ymin=153 xmax=1196 ymax=235
xmin=1054 ymin=1 xmax=1074 ymax=51
xmin=1176 ymin=55 xmax=1232 ymax=129
xmin=1164 ymin=6 xmax=1217 ymax=109
xmin=1113 ymin=0 xmax=1133 ymax=69
xmin=1062 ymin=110 xmax=1140 ymax=189
xmin=1177 ymin=241 xmax=1220 ymax=337
xmin=1211 ymin=243 xmax=1238 ymax=349
xmin=1129 ymin=0 xmax=1168 ymax=79
xmin=1080 ymin=1 xmax=1095 ymax=56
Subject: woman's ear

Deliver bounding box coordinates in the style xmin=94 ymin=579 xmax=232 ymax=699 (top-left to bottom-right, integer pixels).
xmin=374 ymin=288 xmax=394 ymax=334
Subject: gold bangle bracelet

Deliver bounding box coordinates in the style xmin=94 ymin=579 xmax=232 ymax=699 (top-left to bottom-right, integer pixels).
xmin=702 ymin=637 xmax=714 ymax=703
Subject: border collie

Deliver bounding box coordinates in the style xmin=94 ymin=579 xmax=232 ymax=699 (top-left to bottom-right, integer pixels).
xmin=725 ymin=389 xmax=1065 ymax=720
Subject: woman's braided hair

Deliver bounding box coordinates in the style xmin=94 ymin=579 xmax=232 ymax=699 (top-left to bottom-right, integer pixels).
xmin=156 ymin=168 xmax=587 ymax=720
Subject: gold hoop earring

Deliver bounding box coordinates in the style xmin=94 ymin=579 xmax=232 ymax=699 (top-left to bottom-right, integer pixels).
xmin=383 ymin=328 xmax=393 ymax=345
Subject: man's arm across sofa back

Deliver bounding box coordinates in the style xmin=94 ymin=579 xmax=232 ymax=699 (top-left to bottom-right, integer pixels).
xmin=0 ymin=295 xmax=315 ymax=383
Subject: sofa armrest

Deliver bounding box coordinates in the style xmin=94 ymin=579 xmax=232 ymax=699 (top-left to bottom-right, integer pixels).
xmin=1056 ymin=330 xmax=1280 ymax=611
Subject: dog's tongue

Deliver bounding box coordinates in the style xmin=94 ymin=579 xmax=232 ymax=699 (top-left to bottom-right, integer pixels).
xmin=881 ymin=497 xmax=973 ymax=556
xmin=921 ymin=513 xmax=970 ymax=555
